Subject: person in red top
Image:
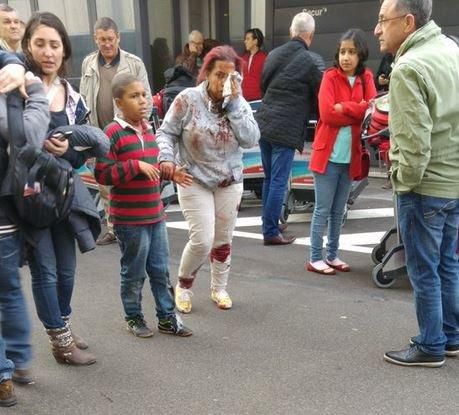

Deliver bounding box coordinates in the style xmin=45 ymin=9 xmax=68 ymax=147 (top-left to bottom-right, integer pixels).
xmin=307 ymin=28 xmax=376 ymax=275
xmin=241 ymin=28 xmax=267 ymax=102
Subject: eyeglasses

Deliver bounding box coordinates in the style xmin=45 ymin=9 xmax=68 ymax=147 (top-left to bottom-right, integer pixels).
xmin=376 ymin=14 xmax=408 ymax=26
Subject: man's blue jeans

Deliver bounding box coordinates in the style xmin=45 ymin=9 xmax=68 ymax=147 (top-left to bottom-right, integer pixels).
xmin=0 ymin=232 xmax=32 ymax=380
xmin=310 ymin=162 xmax=351 ymax=262
xmin=28 ymin=221 xmax=76 ymax=329
xmin=260 ymin=139 xmax=295 ymax=238
xmin=114 ymin=220 xmax=175 ymax=321
xmin=398 ymin=193 xmax=459 ymax=356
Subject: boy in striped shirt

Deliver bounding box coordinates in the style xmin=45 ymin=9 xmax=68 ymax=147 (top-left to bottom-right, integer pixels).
xmin=95 ymin=73 xmax=193 ymax=338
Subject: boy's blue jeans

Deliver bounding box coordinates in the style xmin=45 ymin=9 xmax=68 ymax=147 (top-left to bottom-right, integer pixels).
xmin=0 ymin=232 xmax=32 ymax=381
xmin=114 ymin=220 xmax=175 ymax=321
xmin=398 ymin=193 xmax=459 ymax=356
xmin=310 ymin=162 xmax=352 ymax=262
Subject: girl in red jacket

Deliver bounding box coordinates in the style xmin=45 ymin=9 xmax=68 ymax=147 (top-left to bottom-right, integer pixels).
xmin=307 ymin=28 xmax=376 ymax=275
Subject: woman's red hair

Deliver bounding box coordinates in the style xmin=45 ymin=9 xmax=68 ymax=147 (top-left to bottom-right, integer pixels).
xmin=197 ymin=45 xmax=244 ymax=84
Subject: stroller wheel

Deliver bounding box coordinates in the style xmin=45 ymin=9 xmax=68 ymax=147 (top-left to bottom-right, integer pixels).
xmin=371 ymin=244 xmax=386 ymax=264
xmin=372 ymin=263 xmax=396 ymax=288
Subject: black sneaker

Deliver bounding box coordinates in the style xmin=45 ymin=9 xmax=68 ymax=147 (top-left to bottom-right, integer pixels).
xmin=384 ymin=345 xmax=445 ymax=367
xmin=126 ymin=317 xmax=154 ymax=338
xmin=158 ymin=314 xmax=192 ymax=337
xmin=410 ymin=336 xmax=459 ymax=357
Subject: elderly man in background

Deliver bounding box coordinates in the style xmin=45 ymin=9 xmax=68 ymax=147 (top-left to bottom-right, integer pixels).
xmin=255 ymin=12 xmax=322 ymax=245
xmin=80 ymin=16 xmax=152 ymax=246
xmin=375 ymin=0 xmax=459 ymax=368
xmin=0 ymin=4 xmax=22 ymax=52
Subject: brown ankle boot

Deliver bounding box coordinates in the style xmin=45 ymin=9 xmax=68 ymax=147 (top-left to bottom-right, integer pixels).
xmin=0 ymin=379 xmax=17 ymax=407
xmin=46 ymin=327 xmax=96 ymax=366
xmin=62 ymin=318 xmax=89 ymax=350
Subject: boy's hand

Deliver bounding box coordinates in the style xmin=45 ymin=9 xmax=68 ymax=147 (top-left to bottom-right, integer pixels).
xmin=160 ymin=161 xmax=176 ymax=180
xmin=173 ymin=166 xmax=193 ymax=187
xmin=333 ymin=103 xmax=344 ymax=113
xmin=138 ymin=160 xmax=160 ymax=181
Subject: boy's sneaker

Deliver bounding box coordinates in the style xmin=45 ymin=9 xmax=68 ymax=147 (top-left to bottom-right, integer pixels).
xmin=410 ymin=336 xmax=459 ymax=357
xmin=126 ymin=317 xmax=154 ymax=338
xmin=158 ymin=314 xmax=192 ymax=337
xmin=0 ymin=379 xmax=17 ymax=407
xmin=211 ymin=289 xmax=232 ymax=310
xmin=175 ymin=284 xmax=193 ymax=314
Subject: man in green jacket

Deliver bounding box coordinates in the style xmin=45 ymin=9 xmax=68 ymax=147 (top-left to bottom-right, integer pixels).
xmin=374 ymin=0 xmax=459 ymax=368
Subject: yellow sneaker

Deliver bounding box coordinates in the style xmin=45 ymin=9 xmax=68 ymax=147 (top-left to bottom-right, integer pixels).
xmin=175 ymin=284 xmax=193 ymax=314
xmin=211 ymin=289 xmax=232 ymax=310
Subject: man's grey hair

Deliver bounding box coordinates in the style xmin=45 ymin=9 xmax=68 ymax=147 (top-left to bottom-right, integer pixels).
xmin=94 ymin=16 xmax=118 ymax=33
xmin=0 ymin=4 xmax=16 ymax=13
xmin=188 ymin=30 xmax=203 ymax=41
xmin=290 ymin=12 xmax=315 ymax=37
xmin=393 ymin=0 xmax=432 ymax=28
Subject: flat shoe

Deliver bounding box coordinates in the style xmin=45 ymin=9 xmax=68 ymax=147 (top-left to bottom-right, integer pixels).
xmin=306 ymin=262 xmax=336 ymax=275
xmin=326 ymin=260 xmax=350 ymax=272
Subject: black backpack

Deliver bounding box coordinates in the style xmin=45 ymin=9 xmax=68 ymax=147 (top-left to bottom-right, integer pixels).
xmin=0 ymin=90 xmax=74 ymax=228
xmin=162 ymin=65 xmax=196 ymax=115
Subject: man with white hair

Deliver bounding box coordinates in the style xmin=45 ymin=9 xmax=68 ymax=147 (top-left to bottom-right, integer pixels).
xmin=0 ymin=4 xmax=22 ymax=52
xmin=175 ymin=29 xmax=204 ymax=76
xmin=256 ymin=12 xmax=322 ymax=245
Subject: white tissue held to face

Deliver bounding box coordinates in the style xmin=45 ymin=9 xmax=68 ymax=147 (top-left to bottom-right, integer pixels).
xmin=222 ymin=71 xmax=242 ymax=108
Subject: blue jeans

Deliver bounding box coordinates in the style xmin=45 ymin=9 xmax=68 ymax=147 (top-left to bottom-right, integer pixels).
xmin=114 ymin=220 xmax=175 ymax=321
xmin=398 ymin=193 xmax=459 ymax=356
xmin=310 ymin=162 xmax=352 ymax=262
xmin=260 ymin=139 xmax=295 ymax=238
xmin=28 ymin=221 xmax=76 ymax=329
xmin=0 ymin=232 xmax=32 ymax=380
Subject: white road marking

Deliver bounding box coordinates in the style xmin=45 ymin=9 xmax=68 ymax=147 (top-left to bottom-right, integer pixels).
xmin=166 ymin=220 xmax=384 ymax=254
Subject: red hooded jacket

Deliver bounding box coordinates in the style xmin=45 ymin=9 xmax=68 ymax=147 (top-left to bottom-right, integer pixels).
xmin=241 ymin=50 xmax=267 ymax=101
xmin=309 ymin=67 xmax=377 ymax=179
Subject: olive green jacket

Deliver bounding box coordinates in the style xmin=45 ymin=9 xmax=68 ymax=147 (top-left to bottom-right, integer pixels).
xmin=389 ymin=21 xmax=459 ymax=198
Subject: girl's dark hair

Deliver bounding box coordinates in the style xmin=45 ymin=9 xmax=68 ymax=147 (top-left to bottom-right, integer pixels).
xmin=197 ymin=45 xmax=243 ymax=85
xmin=245 ymin=28 xmax=264 ymax=48
xmin=21 ymin=12 xmax=72 ymax=78
xmin=334 ymin=28 xmax=369 ymax=76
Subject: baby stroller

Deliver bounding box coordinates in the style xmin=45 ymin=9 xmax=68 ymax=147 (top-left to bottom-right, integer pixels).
xmin=361 ymin=92 xmax=407 ymax=288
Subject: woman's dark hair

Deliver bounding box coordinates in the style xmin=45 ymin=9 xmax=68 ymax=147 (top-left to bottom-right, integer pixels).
xmin=21 ymin=12 xmax=72 ymax=78
xmin=333 ymin=28 xmax=369 ymax=76
xmin=245 ymin=28 xmax=264 ymax=48
xmin=197 ymin=45 xmax=243 ymax=85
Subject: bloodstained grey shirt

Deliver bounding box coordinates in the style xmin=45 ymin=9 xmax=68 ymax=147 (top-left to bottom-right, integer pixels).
xmin=156 ymin=81 xmax=259 ymax=189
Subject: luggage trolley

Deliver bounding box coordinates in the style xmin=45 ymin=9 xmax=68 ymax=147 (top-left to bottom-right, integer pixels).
xmin=280 ymin=121 xmax=368 ymax=223
xmin=242 ymin=114 xmax=368 ymax=224
xmin=361 ymin=92 xmax=408 ymax=288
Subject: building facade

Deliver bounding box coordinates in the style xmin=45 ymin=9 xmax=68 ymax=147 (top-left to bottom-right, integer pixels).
xmin=6 ymin=0 xmax=458 ymax=91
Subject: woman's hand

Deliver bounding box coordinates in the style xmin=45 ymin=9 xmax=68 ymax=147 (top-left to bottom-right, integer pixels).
xmin=173 ymin=166 xmax=193 ymax=187
xmin=138 ymin=161 xmax=161 ymax=181
xmin=333 ymin=103 xmax=344 ymax=113
xmin=160 ymin=161 xmax=176 ymax=180
xmin=44 ymin=136 xmax=69 ymax=156
xmin=230 ymin=74 xmax=241 ymax=99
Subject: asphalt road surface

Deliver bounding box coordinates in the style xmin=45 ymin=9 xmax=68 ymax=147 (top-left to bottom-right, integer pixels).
xmin=10 ymin=178 xmax=458 ymax=415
